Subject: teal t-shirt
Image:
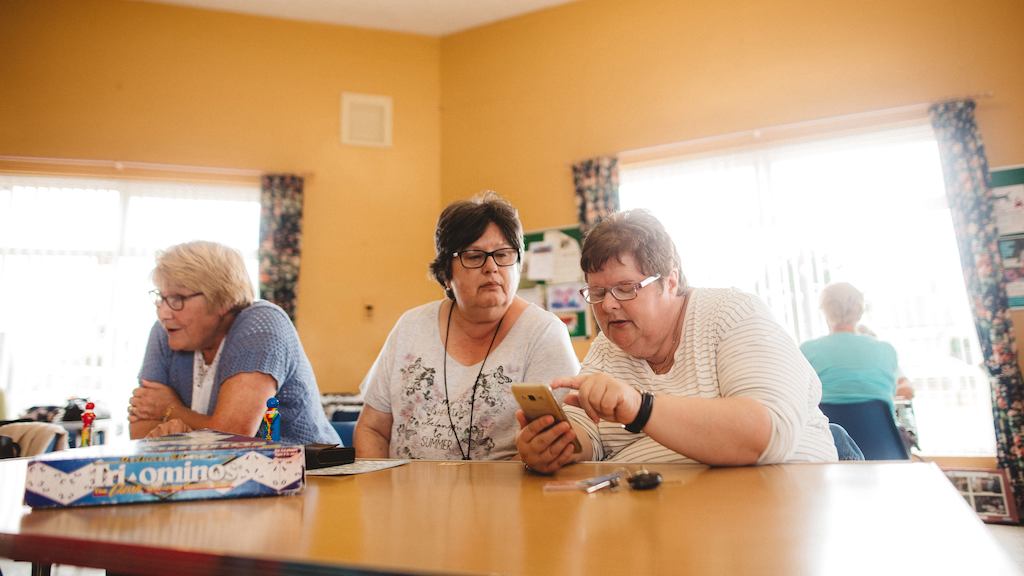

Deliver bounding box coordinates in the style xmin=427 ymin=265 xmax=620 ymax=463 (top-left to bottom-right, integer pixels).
xmin=800 ymin=332 xmax=898 ymax=413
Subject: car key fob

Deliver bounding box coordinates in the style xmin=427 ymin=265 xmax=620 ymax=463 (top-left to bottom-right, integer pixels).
xmin=627 ymin=470 xmax=662 ymax=490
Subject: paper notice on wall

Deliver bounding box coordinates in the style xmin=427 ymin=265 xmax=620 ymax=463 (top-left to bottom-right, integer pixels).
xmin=526 ymin=242 xmax=555 ymax=281
xmin=994 ymin=184 xmax=1024 ymax=235
xmin=518 ymin=285 xmax=546 ymax=308
xmin=545 ymin=230 xmax=584 ymax=283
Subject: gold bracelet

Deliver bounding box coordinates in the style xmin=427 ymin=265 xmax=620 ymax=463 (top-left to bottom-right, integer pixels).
xmin=162 ymin=406 xmax=174 ymax=422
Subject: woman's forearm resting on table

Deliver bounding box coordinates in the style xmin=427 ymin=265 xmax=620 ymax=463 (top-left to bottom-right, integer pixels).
xmin=642 ymin=395 xmax=772 ymax=465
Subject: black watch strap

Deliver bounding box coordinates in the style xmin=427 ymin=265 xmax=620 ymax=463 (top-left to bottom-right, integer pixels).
xmin=625 ymin=391 xmax=654 ymax=433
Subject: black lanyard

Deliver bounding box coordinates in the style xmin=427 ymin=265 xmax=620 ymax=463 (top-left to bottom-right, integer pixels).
xmin=442 ymin=302 xmax=504 ymax=460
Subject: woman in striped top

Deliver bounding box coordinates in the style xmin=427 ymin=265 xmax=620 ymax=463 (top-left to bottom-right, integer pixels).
xmin=516 ymin=210 xmax=837 ymax=473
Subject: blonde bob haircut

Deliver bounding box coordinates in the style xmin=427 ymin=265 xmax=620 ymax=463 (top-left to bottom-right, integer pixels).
xmin=819 ymin=282 xmax=864 ymax=328
xmin=152 ymin=241 xmax=254 ymax=313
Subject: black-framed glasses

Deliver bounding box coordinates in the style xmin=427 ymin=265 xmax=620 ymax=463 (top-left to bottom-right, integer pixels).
xmin=579 ymin=274 xmax=662 ymax=304
xmin=150 ymin=290 xmax=203 ymax=311
xmin=452 ymin=248 xmax=520 ymax=269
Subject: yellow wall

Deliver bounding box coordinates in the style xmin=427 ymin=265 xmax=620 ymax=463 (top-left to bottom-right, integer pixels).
xmin=3 ymin=0 xmax=1024 ymax=392
xmin=441 ymin=0 xmax=1024 ymax=362
xmin=441 ymin=0 xmax=1024 ymax=220
xmin=0 ymin=0 xmax=441 ymax=392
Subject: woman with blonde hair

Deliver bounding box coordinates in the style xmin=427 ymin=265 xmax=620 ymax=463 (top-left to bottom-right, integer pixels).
xmin=128 ymin=241 xmax=338 ymax=445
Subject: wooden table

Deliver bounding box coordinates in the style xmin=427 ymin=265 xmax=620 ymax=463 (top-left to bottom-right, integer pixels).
xmin=0 ymin=459 xmax=1017 ymax=575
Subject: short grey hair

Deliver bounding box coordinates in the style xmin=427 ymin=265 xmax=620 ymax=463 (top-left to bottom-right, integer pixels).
xmin=152 ymin=241 xmax=254 ymax=313
xmin=580 ymin=209 xmax=687 ymax=295
xmin=820 ymin=282 xmax=864 ymax=327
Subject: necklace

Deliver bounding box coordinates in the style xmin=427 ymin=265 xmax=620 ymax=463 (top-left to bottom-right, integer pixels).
xmin=442 ymin=302 xmax=505 ymax=460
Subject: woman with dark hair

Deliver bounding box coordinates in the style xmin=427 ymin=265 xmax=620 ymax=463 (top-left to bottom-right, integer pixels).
xmin=516 ymin=210 xmax=837 ymax=473
xmin=355 ymin=192 xmax=579 ymax=460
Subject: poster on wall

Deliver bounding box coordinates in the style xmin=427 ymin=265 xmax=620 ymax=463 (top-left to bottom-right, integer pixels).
xmin=998 ymin=234 xmax=1024 ymax=308
xmin=992 ymin=166 xmax=1024 ymax=308
xmin=547 ymin=282 xmax=587 ymax=339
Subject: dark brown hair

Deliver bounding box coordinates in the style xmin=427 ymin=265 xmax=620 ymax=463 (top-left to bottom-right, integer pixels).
xmin=429 ymin=191 xmax=524 ymax=300
xmin=580 ymin=210 xmax=686 ymax=294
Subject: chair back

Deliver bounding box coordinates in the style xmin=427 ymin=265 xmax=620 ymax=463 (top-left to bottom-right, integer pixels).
xmin=331 ymin=421 xmax=356 ymax=448
xmin=0 ymin=422 xmax=68 ymax=456
xmin=0 ymin=435 xmax=20 ymax=459
xmin=820 ymin=400 xmax=909 ymax=460
xmin=331 ymin=409 xmax=361 ymax=422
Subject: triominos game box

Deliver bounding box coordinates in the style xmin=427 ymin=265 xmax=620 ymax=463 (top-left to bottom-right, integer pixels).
xmin=24 ymin=429 xmax=304 ymax=508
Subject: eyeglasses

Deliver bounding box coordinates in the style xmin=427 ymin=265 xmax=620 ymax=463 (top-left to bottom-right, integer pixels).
xmin=452 ymin=248 xmax=520 ymax=269
xmin=579 ymin=274 xmax=662 ymax=304
xmin=150 ymin=290 xmax=203 ymax=311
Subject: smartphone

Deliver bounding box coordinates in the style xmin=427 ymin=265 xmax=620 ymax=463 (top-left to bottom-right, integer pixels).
xmin=511 ymin=383 xmax=582 ymax=453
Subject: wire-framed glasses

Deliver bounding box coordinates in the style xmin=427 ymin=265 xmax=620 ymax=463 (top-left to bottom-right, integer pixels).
xmin=452 ymin=248 xmax=520 ymax=269
xmin=150 ymin=289 xmax=203 ymax=311
xmin=579 ymin=274 xmax=662 ymax=304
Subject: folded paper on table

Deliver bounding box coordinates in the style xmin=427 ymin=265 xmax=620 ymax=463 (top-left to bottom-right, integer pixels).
xmin=306 ymin=459 xmax=409 ymax=476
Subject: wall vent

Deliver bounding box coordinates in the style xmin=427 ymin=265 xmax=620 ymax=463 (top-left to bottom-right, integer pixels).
xmin=341 ymin=92 xmax=392 ymax=147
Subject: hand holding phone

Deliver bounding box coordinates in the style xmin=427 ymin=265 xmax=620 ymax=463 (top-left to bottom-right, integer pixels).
xmin=512 ymin=383 xmax=582 ymax=453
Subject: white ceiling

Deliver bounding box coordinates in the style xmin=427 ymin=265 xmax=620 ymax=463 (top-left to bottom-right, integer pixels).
xmin=136 ymin=0 xmax=576 ymax=36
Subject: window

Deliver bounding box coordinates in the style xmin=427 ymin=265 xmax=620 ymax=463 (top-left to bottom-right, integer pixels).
xmin=620 ymin=122 xmax=995 ymax=455
xmin=0 ymin=174 xmax=260 ymax=437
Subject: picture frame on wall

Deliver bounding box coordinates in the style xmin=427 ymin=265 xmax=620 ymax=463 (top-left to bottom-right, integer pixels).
xmin=942 ymin=467 xmax=1019 ymax=524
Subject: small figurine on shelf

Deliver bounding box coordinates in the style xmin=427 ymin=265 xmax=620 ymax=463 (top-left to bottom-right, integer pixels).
xmin=256 ymin=397 xmax=281 ymax=442
xmin=80 ymin=401 xmax=97 ymax=447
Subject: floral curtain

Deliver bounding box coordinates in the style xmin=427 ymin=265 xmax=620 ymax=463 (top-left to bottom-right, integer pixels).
xmin=573 ymin=156 xmax=620 ymax=232
xmin=930 ymin=100 xmax=1024 ymax=518
xmin=259 ymin=174 xmax=304 ymax=322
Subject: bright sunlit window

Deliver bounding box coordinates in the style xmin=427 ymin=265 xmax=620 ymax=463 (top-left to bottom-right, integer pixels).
xmin=620 ymin=122 xmax=996 ymax=456
xmin=0 ymin=174 xmax=260 ymax=436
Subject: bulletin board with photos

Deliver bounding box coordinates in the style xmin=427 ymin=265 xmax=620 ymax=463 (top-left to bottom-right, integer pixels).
xmin=519 ymin=226 xmax=592 ymax=339
xmin=993 ymin=166 xmax=1024 ymax=308
xmin=942 ymin=467 xmax=1019 ymax=524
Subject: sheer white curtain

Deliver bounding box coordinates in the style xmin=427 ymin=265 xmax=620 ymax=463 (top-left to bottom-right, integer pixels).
xmin=620 ymin=122 xmax=995 ymax=455
xmin=0 ymin=174 xmax=259 ymax=437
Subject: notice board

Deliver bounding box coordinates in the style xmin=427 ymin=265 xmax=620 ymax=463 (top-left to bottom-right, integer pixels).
xmin=519 ymin=225 xmax=592 ymax=339
xmin=993 ymin=166 xmax=1024 ymax=308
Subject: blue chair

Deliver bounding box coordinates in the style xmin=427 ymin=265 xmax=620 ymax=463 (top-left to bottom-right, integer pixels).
xmin=331 ymin=421 xmax=356 ymax=447
xmin=820 ymin=400 xmax=910 ymax=460
xmin=331 ymin=409 xmax=361 ymax=422
xmin=829 ymin=423 xmax=864 ymax=461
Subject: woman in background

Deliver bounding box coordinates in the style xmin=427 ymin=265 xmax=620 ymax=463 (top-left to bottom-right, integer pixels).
xmin=800 ymin=282 xmax=910 ymax=414
xmin=128 ymin=241 xmax=338 ymax=445
xmin=356 ymin=192 xmax=580 ymax=460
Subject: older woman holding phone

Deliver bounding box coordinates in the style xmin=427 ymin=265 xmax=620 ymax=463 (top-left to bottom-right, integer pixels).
xmin=128 ymin=241 xmax=339 ymax=445
xmin=356 ymin=192 xmax=580 ymax=460
xmin=516 ymin=210 xmax=837 ymax=472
